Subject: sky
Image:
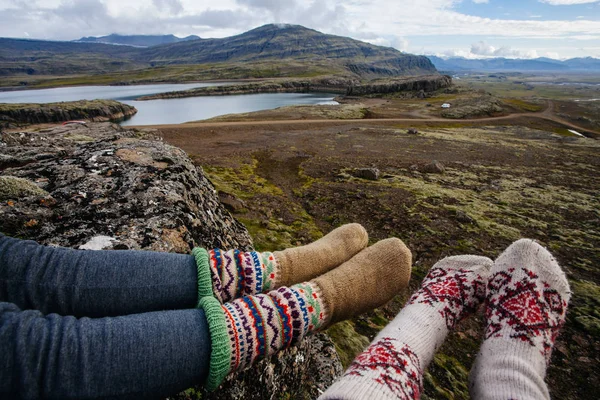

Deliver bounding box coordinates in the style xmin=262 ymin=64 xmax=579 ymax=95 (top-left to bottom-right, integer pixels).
xmin=0 ymin=0 xmax=599 ymax=60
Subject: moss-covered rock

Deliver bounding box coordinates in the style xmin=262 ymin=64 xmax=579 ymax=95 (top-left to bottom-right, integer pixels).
xmin=0 ymin=176 xmax=48 ymax=201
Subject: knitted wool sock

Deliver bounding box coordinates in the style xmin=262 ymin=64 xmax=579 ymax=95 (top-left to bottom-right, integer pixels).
xmin=201 ymin=237 xmax=411 ymax=391
xmin=195 ymin=223 xmax=368 ymax=304
xmin=469 ymin=239 xmax=570 ymax=400
xmin=320 ymin=255 xmax=493 ymax=400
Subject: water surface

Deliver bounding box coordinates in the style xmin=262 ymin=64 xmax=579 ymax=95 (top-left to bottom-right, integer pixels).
xmin=0 ymin=83 xmax=339 ymax=125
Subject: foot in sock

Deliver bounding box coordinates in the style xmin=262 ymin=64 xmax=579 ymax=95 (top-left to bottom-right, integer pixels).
xmin=320 ymin=254 xmax=493 ymax=400
xmin=200 ymin=238 xmax=411 ymax=391
xmin=469 ymin=239 xmax=570 ymax=400
xmin=194 ymin=223 xmax=368 ymax=303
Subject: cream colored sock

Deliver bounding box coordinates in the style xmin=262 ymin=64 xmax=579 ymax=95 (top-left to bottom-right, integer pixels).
xmin=320 ymin=254 xmax=492 ymax=400
xmin=469 ymin=239 xmax=571 ymax=400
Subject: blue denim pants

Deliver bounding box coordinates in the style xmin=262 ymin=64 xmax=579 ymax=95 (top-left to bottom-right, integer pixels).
xmin=0 ymin=233 xmax=211 ymax=399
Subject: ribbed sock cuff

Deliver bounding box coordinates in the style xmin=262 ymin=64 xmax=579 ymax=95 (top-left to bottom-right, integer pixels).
xmin=192 ymin=247 xmax=214 ymax=306
xmin=199 ymin=296 xmax=231 ymax=391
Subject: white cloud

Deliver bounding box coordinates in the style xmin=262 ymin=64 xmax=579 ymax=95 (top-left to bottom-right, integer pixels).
xmin=0 ymin=0 xmax=599 ymax=59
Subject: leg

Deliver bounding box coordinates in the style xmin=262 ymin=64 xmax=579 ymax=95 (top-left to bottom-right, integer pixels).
xmin=1 ymin=223 xmax=367 ymax=317
xmin=0 ymin=233 xmax=198 ymax=317
xmin=320 ymin=255 xmax=493 ymax=400
xmin=0 ymin=301 xmax=211 ymax=400
xmin=202 ymin=238 xmax=412 ymax=391
xmin=469 ymin=239 xmax=570 ymax=400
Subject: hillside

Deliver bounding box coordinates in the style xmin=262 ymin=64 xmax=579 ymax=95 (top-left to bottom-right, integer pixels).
xmin=75 ymin=34 xmax=201 ymax=47
xmin=429 ymin=56 xmax=600 ymax=72
xmin=0 ymin=24 xmax=437 ymax=83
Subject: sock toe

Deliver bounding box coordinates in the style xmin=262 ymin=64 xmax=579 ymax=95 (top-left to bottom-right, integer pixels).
xmin=275 ymin=223 xmax=369 ymax=287
xmin=314 ymin=237 xmax=412 ymax=324
xmin=494 ymin=239 xmax=571 ymax=301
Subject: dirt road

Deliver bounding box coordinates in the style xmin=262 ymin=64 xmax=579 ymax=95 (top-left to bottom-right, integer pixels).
xmin=134 ymin=102 xmax=598 ymax=137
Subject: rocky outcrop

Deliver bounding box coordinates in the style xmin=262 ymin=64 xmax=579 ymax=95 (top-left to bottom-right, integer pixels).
xmin=440 ymin=95 xmax=504 ymax=119
xmin=346 ymin=75 xmax=452 ymax=96
xmin=0 ymin=122 xmax=343 ymax=398
xmin=138 ymin=75 xmax=451 ymax=101
xmin=0 ymin=100 xmax=137 ymax=127
xmin=137 ymin=78 xmax=358 ymax=100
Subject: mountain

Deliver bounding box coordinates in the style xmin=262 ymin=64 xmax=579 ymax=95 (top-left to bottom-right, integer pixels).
xmin=139 ymin=24 xmax=436 ymax=77
xmin=75 ymin=34 xmax=200 ymax=47
xmin=0 ymin=24 xmax=437 ymax=79
xmin=428 ymin=56 xmax=600 ymax=72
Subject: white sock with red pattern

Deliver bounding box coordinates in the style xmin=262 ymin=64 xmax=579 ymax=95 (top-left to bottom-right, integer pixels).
xmin=469 ymin=239 xmax=571 ymax=400
xmin=320 ymin=255 xmax=492 ymax=400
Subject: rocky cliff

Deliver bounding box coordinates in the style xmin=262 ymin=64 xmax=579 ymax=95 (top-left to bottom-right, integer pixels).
xmin=0 ymin=122 xmax=343 ymax=399
xmin=137 ymin=75 xmax=451 ymax=101
xmin=347 ymin=75 xmax=453 ymax=96
xmin=0 ymin=100 xmax=137 ymax=128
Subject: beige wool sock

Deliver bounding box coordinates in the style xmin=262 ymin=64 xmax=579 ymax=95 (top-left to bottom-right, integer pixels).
xmin=313 ymin=237 xmax=412 ymax=324
xmin=274 ymin=223 xmax=369 ymax=288
xmin=201 ymin=237 xmax=412 ymax=391
xmin=197 ymin=223 xmax=368 ymax=303
xmin=469 ymin=239 xmax=571 ymax=400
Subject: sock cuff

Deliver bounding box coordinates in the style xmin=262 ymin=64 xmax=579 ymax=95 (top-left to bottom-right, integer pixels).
xmin=192 ymin=247 xmax=214 ymax=305
xmin=199 ymin=296 xmax=231 ymax=392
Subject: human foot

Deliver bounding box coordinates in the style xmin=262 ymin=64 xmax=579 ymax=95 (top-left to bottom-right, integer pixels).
xmin=320 ymin=254 xmax=492 ymax=400
xmin=469 ymin=239 xmax=570 ymax=400
xmin=194 ymin=223 xmax=368 ymax=303
xmin=200 ymin=237 xmax=410 ymax=391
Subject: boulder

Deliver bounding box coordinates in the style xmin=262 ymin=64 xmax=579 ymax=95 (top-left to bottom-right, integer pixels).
xmin=421 ymin=161 xmax=445 ymax=174
xmin=0 ymin=122 xmax=344 ymax=399
xmin=352 ymin=168 xmax=380 ymax=181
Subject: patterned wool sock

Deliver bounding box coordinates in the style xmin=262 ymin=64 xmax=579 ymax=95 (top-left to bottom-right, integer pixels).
xmin=194 ymin=223 xmax=368 ymax=303
xmin=320 ymin=255 xmax=492 ymax=400
xmin=469 ymin=239 xmax=570 ymax=400
xmin=201 ymin=237 xmax=411 ymax=391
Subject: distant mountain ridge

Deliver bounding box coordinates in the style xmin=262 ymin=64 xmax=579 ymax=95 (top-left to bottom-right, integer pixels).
xmin=140 ymin=24 xmax=436 ymax=77
xmin=0 ymin=24 xmax=437 ymax=79
xmin=428 ymin=56 xmax=600 ymax=72
xmin=75 ymin=34 xmax=200 ymax=47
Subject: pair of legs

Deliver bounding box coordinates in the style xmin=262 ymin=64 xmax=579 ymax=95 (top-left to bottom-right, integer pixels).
xmin=321 ymin=239 xmax=570 ymax=399
xmin=0 ymin=225 xmax=413 ymax=399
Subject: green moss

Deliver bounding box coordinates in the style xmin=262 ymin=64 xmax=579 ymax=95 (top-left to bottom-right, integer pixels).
xmin=326 ymin=320 xmax=370 ymax=368
xmin=570 ymin=280 xmax=600 ymax=337
xmin=0 ymin=176 xmax=48 ymax=201
xmin=424 ymin=353 xmax=470 ymax=400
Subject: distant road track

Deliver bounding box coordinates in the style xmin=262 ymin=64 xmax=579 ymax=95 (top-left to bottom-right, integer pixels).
xmin=132 ymin=102 xmax=599 ymax=137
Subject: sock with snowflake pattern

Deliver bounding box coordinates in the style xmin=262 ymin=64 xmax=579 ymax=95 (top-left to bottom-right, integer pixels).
xmin=320 ymin=254 xmax=492 ymax=400
xmin=469 ymin=239 xmax=570 ymax=400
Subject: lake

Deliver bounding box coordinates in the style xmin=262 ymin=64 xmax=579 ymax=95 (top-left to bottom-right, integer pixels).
xmin=0 ymin=83 xmax=339 ymax=125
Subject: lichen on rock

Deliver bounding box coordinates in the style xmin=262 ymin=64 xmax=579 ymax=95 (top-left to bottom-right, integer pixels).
xmin=0 ymin=122 xmax=344 ymax=399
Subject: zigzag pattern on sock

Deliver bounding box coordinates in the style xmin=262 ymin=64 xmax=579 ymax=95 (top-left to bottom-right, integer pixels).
xmin=209 ymin=249 xmax=280 ymax=303
xmin=222 ymin=281 xmax=328 ymax=373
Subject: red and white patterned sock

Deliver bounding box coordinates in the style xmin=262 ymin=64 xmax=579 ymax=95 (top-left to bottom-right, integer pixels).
xmin=469 ymin=239 xmax=570 ymax=400
xmin=320 ymin=255 xmax=492 ymax=400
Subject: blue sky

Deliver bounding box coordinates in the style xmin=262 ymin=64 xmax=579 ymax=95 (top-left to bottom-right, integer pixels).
xmin=0 ymin=0 xmax=599 ymax=59
xmin=455 ymin=0 xmax=600 ymax=21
